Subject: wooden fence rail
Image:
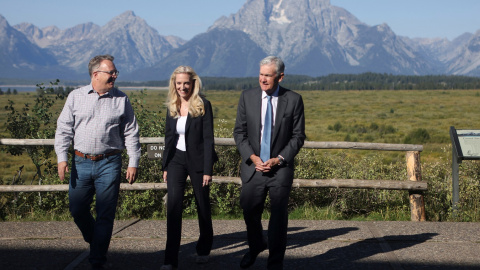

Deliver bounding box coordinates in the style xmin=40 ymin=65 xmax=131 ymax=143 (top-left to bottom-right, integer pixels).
xmin=0 ymin=138 xmax=426 ymax=221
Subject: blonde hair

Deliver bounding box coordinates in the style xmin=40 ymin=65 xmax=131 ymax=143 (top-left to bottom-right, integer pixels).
xmin=166 ymin=66 xmax=205 ymax=118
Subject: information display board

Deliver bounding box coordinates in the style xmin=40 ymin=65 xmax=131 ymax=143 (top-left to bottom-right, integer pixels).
xmin=449 ymin=126 xmax=480 ymax=213
xmin=450 ymin=128 xmax=480 ymax=160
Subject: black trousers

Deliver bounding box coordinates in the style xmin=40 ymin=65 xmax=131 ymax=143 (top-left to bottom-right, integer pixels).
xmin=240 ymin=167 xmax=293 ymax=270
xmin=164 ymin=149 xmax=213 ymax=267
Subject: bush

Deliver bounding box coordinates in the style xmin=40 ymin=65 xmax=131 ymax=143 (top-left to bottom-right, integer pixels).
xmin=404 ymin=128 xmax=430 ymax=144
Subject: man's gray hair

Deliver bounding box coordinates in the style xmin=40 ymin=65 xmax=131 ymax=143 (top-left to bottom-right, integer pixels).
xmin=259 ymin=56 xmax=285 ymax=76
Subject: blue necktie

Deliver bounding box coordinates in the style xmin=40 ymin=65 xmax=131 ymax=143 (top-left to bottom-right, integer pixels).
xmin=260 ymin=95 xmax=272 ymax=162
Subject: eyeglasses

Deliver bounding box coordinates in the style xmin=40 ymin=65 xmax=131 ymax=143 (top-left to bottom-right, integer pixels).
xmin=96 ymin=70 xmax=119 ymax=76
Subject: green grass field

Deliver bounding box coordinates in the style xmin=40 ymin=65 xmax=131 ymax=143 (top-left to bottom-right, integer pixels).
xmin=206 ymin=89 xmax=480 ymax=164
xmin=1 ymin=88 xmax=479 ymax=182
xmin=2 ymin=88 xmax=480 ymax=222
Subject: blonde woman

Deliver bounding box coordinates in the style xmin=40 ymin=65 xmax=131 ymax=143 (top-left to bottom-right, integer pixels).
xmin=161 ymin=66 xmax=217 ymax=270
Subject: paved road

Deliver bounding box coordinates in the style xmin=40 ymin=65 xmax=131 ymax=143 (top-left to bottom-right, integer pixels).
xmin=1 ymin=219 xmax=479 ymax=269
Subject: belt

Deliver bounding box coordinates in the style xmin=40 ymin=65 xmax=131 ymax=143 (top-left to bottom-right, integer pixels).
xmin=74 ymin=150 xmax=122 ymax=161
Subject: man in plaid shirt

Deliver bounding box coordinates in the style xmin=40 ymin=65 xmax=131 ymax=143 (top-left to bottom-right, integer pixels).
xmin=55 ymin=54 xmax=141 ymax=269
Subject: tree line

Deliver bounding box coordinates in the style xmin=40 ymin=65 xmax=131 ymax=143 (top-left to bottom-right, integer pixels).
xmin=115 ymin=72 xmax=480 ymax=91
xmin=0 ymin=88 xmax=19 ymax=95
xmin=4 ymin=72 xmax=480 ymax=93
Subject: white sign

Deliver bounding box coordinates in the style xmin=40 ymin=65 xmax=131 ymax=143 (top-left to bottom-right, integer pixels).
xmin=456 ymin=130 xmax=480 ymax=158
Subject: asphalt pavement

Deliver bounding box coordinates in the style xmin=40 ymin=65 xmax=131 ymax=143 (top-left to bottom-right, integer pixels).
xmin=1 ymin=219 xmax=479 ymax=269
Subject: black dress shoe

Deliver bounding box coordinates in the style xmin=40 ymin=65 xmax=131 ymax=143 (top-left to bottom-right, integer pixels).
xmin=240 ymin=252 xmax=257 ymax=268
xmin=90 ymin=264 xmax=105 ymax=269
xmin=240 ymin=246 xmax=267 ymax=269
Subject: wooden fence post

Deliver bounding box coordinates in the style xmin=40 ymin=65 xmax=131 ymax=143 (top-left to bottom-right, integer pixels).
xmin=406 ymin=151 xmax=426 ymax=221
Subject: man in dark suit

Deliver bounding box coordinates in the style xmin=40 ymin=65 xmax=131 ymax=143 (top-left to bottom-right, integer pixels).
xmin=234 ymin=56 xmax=306 ymax=269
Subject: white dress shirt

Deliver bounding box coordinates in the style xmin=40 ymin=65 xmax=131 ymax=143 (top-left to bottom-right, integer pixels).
xmin=260 ymin=86 xmax=279 ymax=144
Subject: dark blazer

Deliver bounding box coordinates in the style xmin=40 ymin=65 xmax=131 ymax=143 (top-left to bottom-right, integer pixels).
xmin=233 ymin=86 xmax=306 ymax=183
xmin=162 ymin=97 xmax=217 ymax=175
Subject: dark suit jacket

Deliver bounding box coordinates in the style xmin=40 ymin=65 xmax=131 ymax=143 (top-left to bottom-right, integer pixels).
xmin=233 ymin=86 xmax=306 ymax=183
xmin=162 ymin=97 xmax=217 ymax=175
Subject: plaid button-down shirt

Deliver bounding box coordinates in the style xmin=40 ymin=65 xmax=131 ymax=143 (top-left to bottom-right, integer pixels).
xmin=54 ymin=84 xmax=141 ymax=167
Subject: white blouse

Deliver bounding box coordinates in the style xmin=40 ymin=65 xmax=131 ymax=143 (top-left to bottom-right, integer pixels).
xmin=176 ymin=116 xmax=187 ymax=151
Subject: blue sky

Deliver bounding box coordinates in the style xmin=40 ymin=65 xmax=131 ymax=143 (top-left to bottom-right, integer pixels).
xmin=331 ymin=0 xmax=480 ymax=39
xmin=0 ymin=0 xmax=479 ymax=40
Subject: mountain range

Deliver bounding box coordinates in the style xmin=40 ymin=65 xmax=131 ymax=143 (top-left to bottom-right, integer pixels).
xmin=1 ymin=0 xmax=479 ymax=82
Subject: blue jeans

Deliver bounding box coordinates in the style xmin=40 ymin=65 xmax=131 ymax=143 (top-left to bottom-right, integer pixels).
xmin=69 ymin=153 xmax=122 ymax=266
